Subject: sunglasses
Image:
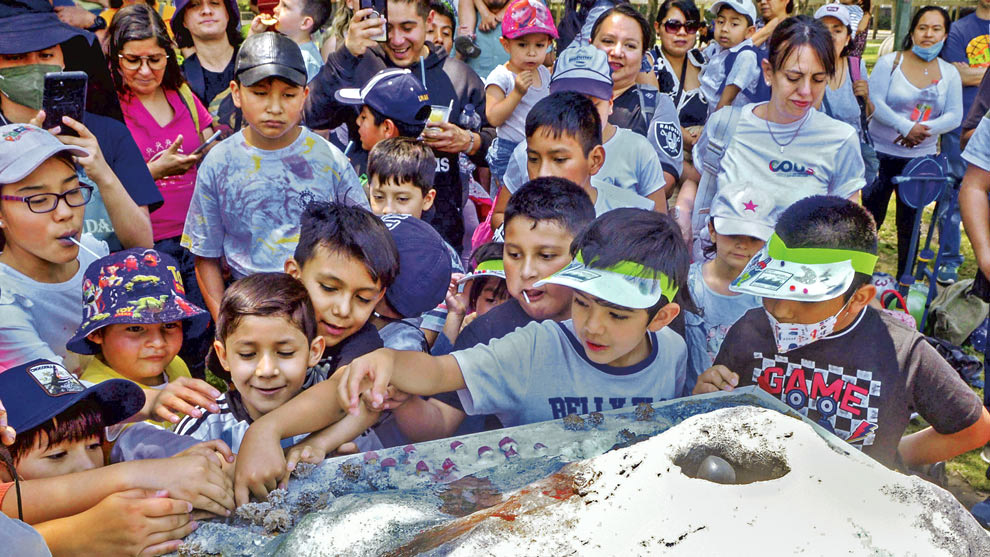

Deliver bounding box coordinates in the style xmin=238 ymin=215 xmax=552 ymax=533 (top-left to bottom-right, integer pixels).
xmin=663 ymin=19 xmax=702 ymax=33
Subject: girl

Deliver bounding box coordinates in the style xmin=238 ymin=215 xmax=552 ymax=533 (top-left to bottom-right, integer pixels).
xmin=434 ymin=242 xmax=508 ymax=355
xmin=865 ymin=6 xmax=961 ymax=277
xmin=684 ymin=185 xmax=771 ymax=395
xmin=484 ymin=0 xmax=557 ymax=187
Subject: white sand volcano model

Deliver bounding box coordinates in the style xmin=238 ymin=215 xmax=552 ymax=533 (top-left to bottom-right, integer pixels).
xmin=176 ymin=392 xmax=990 ymax=556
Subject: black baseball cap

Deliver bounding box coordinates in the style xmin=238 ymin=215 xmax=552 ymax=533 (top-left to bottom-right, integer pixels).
xmin=236 ymin=32 xmax=307 ymax=87
xmin=335 ymin=68 xmax=431 ymax=128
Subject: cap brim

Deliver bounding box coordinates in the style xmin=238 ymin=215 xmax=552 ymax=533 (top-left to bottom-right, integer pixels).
xmin=503 ymin=27 xmax=559 ymax=40
xmin=66 ymin=293 xmax=209 ymax=355
xmin=457 ymin=268 xmax=506 ymax=284
xmin=534 ymin=262 xmax=663 ymax=309
xmin=549 ymin=76 xmax=613 ymax=101
xmin=334 ymin=87 xmax=365 ymax=105
xmin=712 ymin=216 xmax=774 ymax=241
xmin=0 ymin=142 xmax=90 ymax=184
xmin=0 ymin=14 xmax=93 ymax=55
xmin=237 ymin=64 xmax=307 ymax=87
xmin=730 ymin=248 xmax=857 ymax=302
xmin=12 ymin=376 xmax=144 ymax=433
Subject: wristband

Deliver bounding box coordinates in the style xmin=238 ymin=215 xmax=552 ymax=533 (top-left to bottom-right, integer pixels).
xmin=464 ymin=131 xmax=476 ymax=154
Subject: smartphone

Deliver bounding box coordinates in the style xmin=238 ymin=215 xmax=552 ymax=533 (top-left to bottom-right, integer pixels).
xmin=360 ymin=0 xmax=387 ymax=42
xmin=42 ymin=71 xmax=87 ymax=137
xmin=191 ymin=130 xmax=223 ymax=156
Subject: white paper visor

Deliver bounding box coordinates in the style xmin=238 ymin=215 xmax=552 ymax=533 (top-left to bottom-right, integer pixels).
xmin=533 ymin=256 xmax=678 ymax=309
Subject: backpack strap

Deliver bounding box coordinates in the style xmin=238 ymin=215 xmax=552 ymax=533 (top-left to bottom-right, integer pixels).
xmin=182 ymin=55 xmax=207 ymax=105
xmin=718 ymin=45 xmax=771 ymax=103
xmin=177 ymin=83 xmax=201 ymax=136
xmin=691 ymin=105 xmax=742 ymax=259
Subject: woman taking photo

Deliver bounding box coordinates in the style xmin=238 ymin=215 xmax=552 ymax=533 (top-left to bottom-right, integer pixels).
xmin=865 ymin=6 xmax=961 ymax=277
xmin=109 ymin=3 xmax=215 ymax=373
xmin=675 ymin=16 xmax=865 ymax=258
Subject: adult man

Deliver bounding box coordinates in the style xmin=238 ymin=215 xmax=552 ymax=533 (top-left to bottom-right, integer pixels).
xmin=305 ymin=0 xmax=494 ymax=249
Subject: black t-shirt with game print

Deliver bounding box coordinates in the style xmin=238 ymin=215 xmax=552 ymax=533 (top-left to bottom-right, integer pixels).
xmin=715 ymin=306 xmax=983 ymax=469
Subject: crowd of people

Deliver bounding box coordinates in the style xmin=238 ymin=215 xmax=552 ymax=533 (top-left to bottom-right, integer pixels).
xmin=3 ymin=0 xmax=990 ymax=553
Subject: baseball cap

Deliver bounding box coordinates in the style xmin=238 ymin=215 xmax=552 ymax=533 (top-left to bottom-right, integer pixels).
xmin=550 ymin=44 xmax=613 ymax=101
xmin=502 ymin=0 xmax=558 ymax=39
xmin=66 ymin=248 xmax=209 ymax=355
xmin=709 ymin=184 xmax=778 ymax=241
xmin=730 ymin=232 xmax=878 ymax=302
xmin=380 ymin=214 xmax=453 ymax=318
xmin=0 ymin=359 xmax=144 ymax=434
xmin=235 ymin=32 xmax=307 ymax=87
xmin=0 ymin=124 xmax=89 ymax=184
xmin=814 ymin=3 xmax=851 ymax=27
xmin=335 ymin=69 xmax=431 ymax=128
xmin=710 ymin=0 xmax=757 ymax=25
xmin=534 ymin=251 xmax=679 ymax=309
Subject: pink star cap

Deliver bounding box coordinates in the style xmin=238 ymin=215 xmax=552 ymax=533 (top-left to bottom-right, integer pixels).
xmin=502 ymin=0 xmax=558 ymax=39
xmin=709 ymin=183 xmax=778 ymax=241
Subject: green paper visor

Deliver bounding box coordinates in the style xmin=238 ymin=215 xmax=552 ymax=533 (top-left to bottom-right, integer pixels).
xmin=456 ymin=259 xmax=506 ymax=285
xmin=533 ymin=251 xmax=678 ymax=309
xmin=730 ymin=233 xmax=878 ymax=302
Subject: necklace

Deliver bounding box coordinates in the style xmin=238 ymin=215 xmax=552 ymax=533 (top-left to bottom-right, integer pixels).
xmin=764 ymin=106 xmax=811 ymax=154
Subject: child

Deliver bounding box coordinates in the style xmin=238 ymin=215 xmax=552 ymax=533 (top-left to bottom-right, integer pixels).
xmin=254 ymin=0 xmax=333 ymax=82
xmin=181 ymin=32 xmax=366 ymax=321
xmin=522 ymin=92 xmax=656 ymax=216
xmin=694 ymin=196 xmax=990 ymax=470
xmin=428 ymin=0 xmax=457 ymax=54
xmin=435 ymin=241 xmax=509 ymax=353
xmin=365 ymin=137 xmax=467 ymax=347
xmin=683 ymin=184 xmax=776 ymax=396
xmin=174 ymin=272 xmax=360 ymax=454
xmin=69 ymin=248 xmax=216 ymax=430
xmin=371 ymin=214 xmax=453 ymax=352
xmin=338 ymin=208 xmax=689 ymax=428
xmin=698 ymin=0 xmax=763 ymax=113
xmin=335 ymin=68 xmax=432 ymax=171
xmin=484 ymin=0 xmax=557 ymax=186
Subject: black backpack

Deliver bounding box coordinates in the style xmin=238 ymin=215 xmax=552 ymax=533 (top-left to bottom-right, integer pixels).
xmin=557 ymin=0 xmax=599 ymax=52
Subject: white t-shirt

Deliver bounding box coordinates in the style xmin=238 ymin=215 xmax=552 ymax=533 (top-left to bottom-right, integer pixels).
xmin=0 ymin=234 xmax=108 ymax=373
xmin=961 ymin=115 xmax=990 ymax=170
xmin=699 ymin=39 xmax=762 ymax=114
xmin=502 ymin=129 xmax=668 ymax=198
xmin=452 ymin=319 xmax=687 ymax=427
xmin=485 ymin=64 xmax=552 ymax=144
xmin=591 ymin=178 xmax=655 ymax=215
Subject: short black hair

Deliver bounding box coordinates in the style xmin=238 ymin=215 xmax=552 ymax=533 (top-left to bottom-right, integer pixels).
xmin=657 ymin=0 xmax=700 ymax=24
xmin=525 ymin=92 xmax=602 ymax=157
xmin=571 ymin=208 xmax=697 ymax=317
xmin=591 ymin=3 xmax=654 ymax=56
xmin=768 ymin=16 xmax=836 ymax=78
xmin=173 ymin=0 xmax=243 ymax=50
xmin=430 ymin=0 xmax=456 ymax=24
xmin=9 ymin=399 xmax=104 ymax=466
xmin=365 ymin=105 xmax=429 ymax=141
xmin=367 ymin=137 xmax=436 ymax=195
xmin=294 ymin=202 xmax=399 ymax=288
xmin=392 ymin=0 xmax=432 ymax=19
xmin=216 ymin=272 xmax=318 ymax=345
xmin=775 ymin=195 xmax=878 ymax=299
xmin=470 ymin=241 xmax=503 ymax=269
xmin=301 ymin=0 xmax=333 ymax=31
xmin=504 ymin=177 xmax=596 ymax=239
xmin=901 ymin=6 xmax=950 ymax=50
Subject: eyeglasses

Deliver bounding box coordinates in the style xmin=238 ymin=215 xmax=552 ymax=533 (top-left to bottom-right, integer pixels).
xmin=663 ymin=19 xmax=702 ymax=34
xmin=118 ymin=53 xmax=169 ymax=71
xmin=1 ymin=186 xmax=93 ymax=214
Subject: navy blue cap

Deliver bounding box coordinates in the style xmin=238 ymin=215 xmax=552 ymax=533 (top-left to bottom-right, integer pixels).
xmin=335 ymin=68 xmax=431 ymax=128
xmin=0 ymin=359 xmax=145 ymax=433
xmin=0 ymin=0 xmax=94 ymax=55
xmin=380 ymin=214 xmax=452 ymax=318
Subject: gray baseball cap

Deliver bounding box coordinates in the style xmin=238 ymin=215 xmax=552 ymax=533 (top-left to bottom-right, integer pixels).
xmin=0 ymin=124 xmax=89 ymax=184
xmin=550 ymin=44 xmax=613 ymax=101
xmin=710 ymin=0 xmax=757 ymax=25
xmin=710 ymin=183 xmax=778 ymax=240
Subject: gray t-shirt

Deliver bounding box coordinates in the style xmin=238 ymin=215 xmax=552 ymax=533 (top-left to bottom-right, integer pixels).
xmin=0 ymin=513 xmax=50 ymax=557
xmin=962 ymin=114 xmax=990 ymax=170
xmin=452 ymin=319 xmax=687 ymax=427
xmin=591 ymin=178 xmax=654 ymax=215
xmin=823 ymin=57 xmax=869 ymax=138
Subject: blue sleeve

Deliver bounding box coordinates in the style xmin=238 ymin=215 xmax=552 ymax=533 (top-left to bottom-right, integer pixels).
xmin=682 ymin=311 xmax=710 ymax=398
xmin=431 ymin=332 xmax=455 ymax=356
xmin=942 ymin=20 xmax=972 ymax=64
xmin=86 ymin=113 xmax=163 ymax=212
xmin=180 ymin=147 xmax=225 ymax=257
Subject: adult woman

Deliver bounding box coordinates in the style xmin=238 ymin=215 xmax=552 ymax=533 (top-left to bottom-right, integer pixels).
xmin=590 ymin=4 xmax=663 ymax=137
xmin=753 ymin=0 xmax=793 ymax=47
xmin=109 ymin=3 xmax=215 ymax=374
xmin=650 ymin=0 xmax=708 ymax=172
xmin=865 ymin=6 xmax=961 ymax=277
xmin=675 ymin=16 xmax=865 ymax=258
xmin=815 ymin=3 xmax=875 ymax=184
xmin=170 ymin=0 xmax=242 ymax=129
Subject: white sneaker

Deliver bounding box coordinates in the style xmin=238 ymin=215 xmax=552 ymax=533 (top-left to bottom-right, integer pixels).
xmin=981 ymin=444 xmax=990 ymax=464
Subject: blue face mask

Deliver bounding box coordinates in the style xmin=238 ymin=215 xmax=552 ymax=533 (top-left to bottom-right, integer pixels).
xmin=912 ymin=40 xmax=944 ymax=62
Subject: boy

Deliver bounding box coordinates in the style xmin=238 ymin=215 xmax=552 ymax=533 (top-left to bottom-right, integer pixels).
xmin=335 ymin=68 xmax=432 ymax=178
xmin=182 ymin=32 xmax=366 ymax=321
xmin=428 ymin=0 xmax=457 ymax=54
xmin=69 ymin=248 xmax=216 ymax=431
xmin=695 ymin=196 xmax=990 ymax=470
xmin=273 ymin=0 xmax=333 ymax=82
xmin=338 ymin=208 xmax=689 ymax=428
xmin=698 ymin=0 xmax=763 ymax=113
xmin=174 ymin=272 xmax=363 ymax=454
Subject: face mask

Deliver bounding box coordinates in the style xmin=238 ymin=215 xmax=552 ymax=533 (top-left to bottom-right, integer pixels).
xmin=0 ymin=64 xmax=61 ymax=111
xmin=911 ymin=40 xmax=944 ymax=62
xmin=764 ymin=299 xmax=851 ymax=354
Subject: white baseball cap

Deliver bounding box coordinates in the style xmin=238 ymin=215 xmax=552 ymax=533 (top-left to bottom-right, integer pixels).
xmin=0 ymin=124 xmax=89 ymax=184
xmin=710 ymin=0 xmax=757 ymax=25
xmin=814 ymin=3 xmax=851 ymax=27
xmin=710 ymin=183 xmax=779 ymax=241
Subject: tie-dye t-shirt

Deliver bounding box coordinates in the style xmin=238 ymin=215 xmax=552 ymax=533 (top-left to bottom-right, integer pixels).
xmin=181 ymin=128 xmax=367 ymax=278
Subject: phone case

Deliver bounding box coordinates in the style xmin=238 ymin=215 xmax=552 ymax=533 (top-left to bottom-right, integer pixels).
xmin=42 ymin=71 xmax=88 ymax=136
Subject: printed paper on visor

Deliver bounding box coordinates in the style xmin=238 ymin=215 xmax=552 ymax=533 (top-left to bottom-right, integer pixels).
xmin=730 ymin=251 xmax=856 ymax=301
xmin=457 ymin=259 xmax=506 ymax=284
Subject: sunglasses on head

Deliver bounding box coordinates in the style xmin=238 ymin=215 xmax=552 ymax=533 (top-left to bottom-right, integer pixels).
xmin=663 ymin=19 xmax=702 ymax=33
